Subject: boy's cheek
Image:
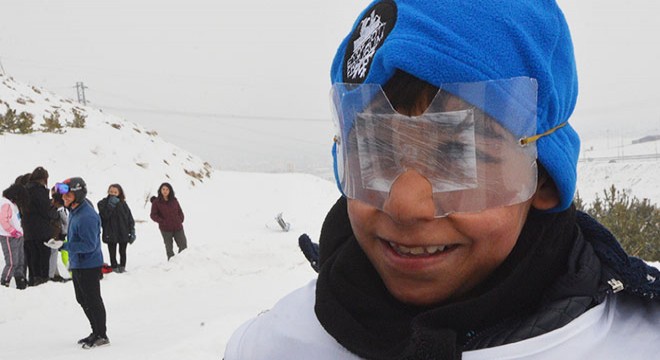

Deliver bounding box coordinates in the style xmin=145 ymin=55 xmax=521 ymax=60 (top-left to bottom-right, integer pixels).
xmin=346 ymin=199 xmax=377 ymax=234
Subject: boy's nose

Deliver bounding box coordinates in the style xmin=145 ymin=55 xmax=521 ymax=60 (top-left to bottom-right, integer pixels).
xmin=382 ymin=170 xmax=436 ymax=224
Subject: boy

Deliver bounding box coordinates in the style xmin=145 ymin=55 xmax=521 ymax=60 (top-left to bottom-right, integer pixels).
xmin=46 ymin=177 xmax=110 ymax=349
xmin=225 ymin=1 xmax=660 ymax=359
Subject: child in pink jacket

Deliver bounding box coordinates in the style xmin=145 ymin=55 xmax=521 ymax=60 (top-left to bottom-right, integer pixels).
xmin=1 ymin=183 xmax=29 ymax=289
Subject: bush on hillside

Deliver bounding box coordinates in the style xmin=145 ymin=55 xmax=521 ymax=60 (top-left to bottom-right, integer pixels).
xmin=42 ymin=111 xmax=64 ymax=133
xmin=0 ymin=108 xmax=34 ymax=134
xmin=576 ymin=185 xmax=660 ymax=261
xmin=67 ymin=108 xmax=86 ymax=128
xmin=16 ymin=112 xmax=34 ymax=134
xmin=0 ymin=108 xmax=18 ymax=132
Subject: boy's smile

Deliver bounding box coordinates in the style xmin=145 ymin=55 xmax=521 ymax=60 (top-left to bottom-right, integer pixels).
xmin=386 ymin=241 xmax=458 ymax=257
xmin=347 ymin=169 xmax=535 ymax=306
xmin=62 ymin=192 xmax=75 ymax=207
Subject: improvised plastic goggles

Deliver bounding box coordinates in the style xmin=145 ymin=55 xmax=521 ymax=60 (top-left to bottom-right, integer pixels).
xmin=331 ymin=77 xmax=550 ymax=217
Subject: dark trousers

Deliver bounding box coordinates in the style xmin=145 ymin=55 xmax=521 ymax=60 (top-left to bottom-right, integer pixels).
xmin=24 ymin=238 xmax=51 ymax=284
xmin=107 ymin=242 xmax=127 ymax=268
xmin=72 ymin=267 xmax=107 ymax=337
xmin=160 ymin=229 xmax=187 ymax=260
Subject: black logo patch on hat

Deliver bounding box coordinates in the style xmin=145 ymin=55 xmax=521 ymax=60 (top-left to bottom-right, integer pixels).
xmin=343 ymin=0 xmax=397 ymax=83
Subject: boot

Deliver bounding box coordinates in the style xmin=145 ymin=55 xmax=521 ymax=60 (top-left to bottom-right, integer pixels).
xmin=82 ymin=334 xmax=110 ymax=349
xmin=77 ymin=333 xmax=95 ymax=345
xmin=15 ymin=277 xmax=27 ymax=290
xmin=32 ymin=276 xmax=48 ymax=286
xmin=1 ymin=279 xmax=9 ymax=287
xmin=50 ymin=274 xmax=67 ymax=282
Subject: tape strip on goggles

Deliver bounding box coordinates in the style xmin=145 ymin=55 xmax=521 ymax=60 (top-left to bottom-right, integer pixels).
xmin=331 ymin=77 xmax=539 ymax=217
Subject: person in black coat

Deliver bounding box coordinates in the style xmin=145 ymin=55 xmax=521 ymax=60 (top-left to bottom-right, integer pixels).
xmin=22 ymin=166 xmax=58 ymax=286
xmin=97 ymin=184 xmax=135 ymax=273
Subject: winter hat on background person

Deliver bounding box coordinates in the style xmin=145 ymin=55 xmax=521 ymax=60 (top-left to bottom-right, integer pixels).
xmin=61 ymin=177 xmax=88 ymax=205
xmin=330 ymin=0 xmax=580 ymax=211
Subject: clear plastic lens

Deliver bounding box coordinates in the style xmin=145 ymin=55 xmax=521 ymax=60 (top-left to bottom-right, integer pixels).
xmin=331 ymin=78 xmax=538 ymax=216
xmin=355 ymin=111 xmax=478 ymax=193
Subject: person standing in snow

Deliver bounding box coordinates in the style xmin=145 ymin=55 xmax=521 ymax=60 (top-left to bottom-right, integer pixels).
xmin=45 ymin=177 xmax=110 ymax=349
xmin=98 ymin=183 xmax=135 ymax=273
xmin=51 ymin=188 xmax=70 ymax=276
xmin=0 ymin=183 xmax=29 ymax=289
xmin=44 ymin=187 xmax=69 ymax=283
xmin=22 ymin=166 xmax=58 ymax=286
xmin=225 ymin=1 xmax=660 ymax=359
xmin=150 ymin=182 xmax=187 ymax=260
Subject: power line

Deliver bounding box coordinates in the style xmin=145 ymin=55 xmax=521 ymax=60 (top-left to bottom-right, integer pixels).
xmin=93 ymin=100 xmax=331 ymax=151
xmin=123 ymin=109 xmax=330 ymax=148
xmin=95 ymin=103 xmax=329 ymax=123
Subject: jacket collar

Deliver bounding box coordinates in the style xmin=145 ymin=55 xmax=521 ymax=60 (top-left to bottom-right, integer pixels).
xmin=577 ymin=211 xmax=660 ymax=300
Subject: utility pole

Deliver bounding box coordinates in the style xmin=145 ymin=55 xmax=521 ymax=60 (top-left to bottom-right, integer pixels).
xmin=75 ymin=82 xmax=88 ymax=105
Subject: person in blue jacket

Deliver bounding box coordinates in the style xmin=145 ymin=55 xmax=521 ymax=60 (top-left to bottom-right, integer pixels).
xmin=225 ymin=1 xmax=660 ymax=359
xmin=46 ymin=177 xmax=110 ymax=349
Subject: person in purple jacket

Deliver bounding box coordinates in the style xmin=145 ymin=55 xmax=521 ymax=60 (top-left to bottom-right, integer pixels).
xmin=150 ymin=182 xmax=187 ymax=260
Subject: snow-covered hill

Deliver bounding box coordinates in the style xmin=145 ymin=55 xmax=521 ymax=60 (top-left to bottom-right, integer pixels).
xmin=577 ymin=136 xmax=660 ymax=206
xmin=1 ymin=73 xmax=212 ymax=222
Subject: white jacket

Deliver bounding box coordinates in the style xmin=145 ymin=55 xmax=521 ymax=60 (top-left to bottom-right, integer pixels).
xmin=225 ymin=280 xmax=660 ymax=360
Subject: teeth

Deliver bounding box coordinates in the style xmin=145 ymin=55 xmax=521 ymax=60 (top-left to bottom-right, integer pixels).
xmin=389 ymin=242 xmax=448 ymax=256
xmin=409 ymin=247 xmax=425 ymax=255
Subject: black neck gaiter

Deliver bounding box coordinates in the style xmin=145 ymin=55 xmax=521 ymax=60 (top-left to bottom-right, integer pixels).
xmin=315 ymin=197 xmax=578 ymax=360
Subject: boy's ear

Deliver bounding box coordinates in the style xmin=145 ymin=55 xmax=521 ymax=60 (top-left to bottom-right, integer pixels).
xmin=531 ymin=176 xmax=560 ymax=211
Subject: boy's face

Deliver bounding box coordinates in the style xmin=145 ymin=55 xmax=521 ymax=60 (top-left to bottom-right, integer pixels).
xmin=348 ymin=183 xmax=533 ymax=306
xmin=62 ymin=192 xmax=75 ymax=207
xmin=347 ymin=92 xmax=541 ymax=306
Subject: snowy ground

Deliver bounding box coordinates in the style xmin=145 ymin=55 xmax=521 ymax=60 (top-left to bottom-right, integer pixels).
xmin=0 ymin=171 xmax=339 ymax=359
xmin=1 ymin=169 xmax=657 ymax=360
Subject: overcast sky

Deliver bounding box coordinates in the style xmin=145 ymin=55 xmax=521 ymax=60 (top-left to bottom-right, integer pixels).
xmin=1 ymin=0 xmax=659 ymax=173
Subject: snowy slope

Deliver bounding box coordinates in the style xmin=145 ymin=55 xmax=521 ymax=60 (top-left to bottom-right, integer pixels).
xmin=577 ymin=136 xmax=660 ymax=205
xmin=1 ymin=73 xmax=213 ymax=218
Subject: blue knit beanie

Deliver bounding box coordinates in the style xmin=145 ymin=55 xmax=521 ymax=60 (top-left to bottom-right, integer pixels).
xmin=330 ymin=0 xmax=580 ymax=211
